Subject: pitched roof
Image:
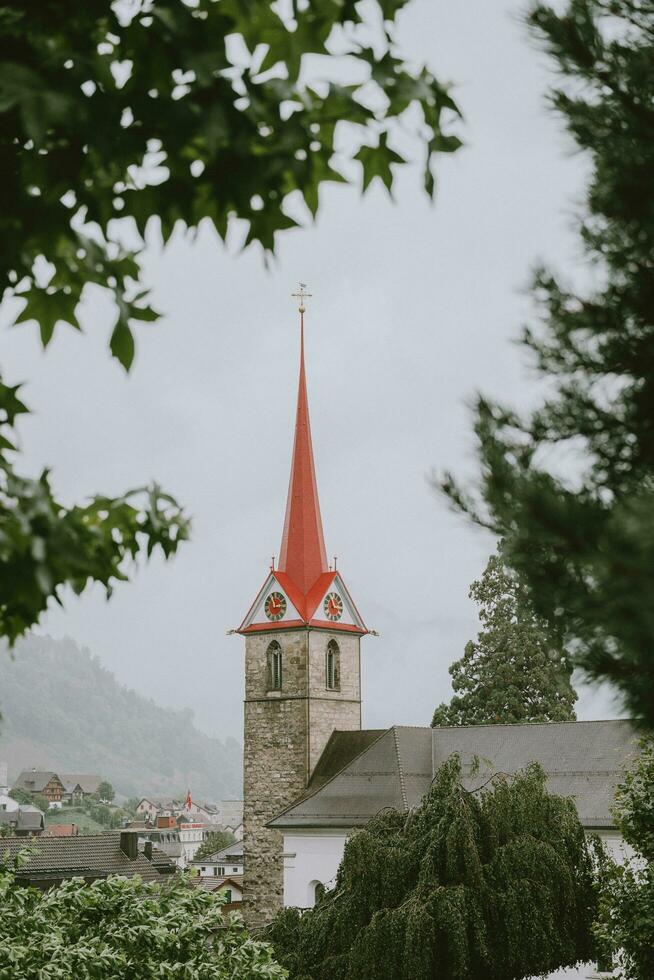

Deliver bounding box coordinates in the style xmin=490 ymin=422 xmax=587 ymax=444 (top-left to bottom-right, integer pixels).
xmin=12 ymin=771 xmax=62 ymax=793
xmin=269 ymin=728 xmax=422 ymax=829
xmin=0 ymin=807 xmax=45 ymax=833
xmin=0 ymin=832 xmax=168 ymax=882
xmin=278 ymin=313 xmax=329 ymax=596
xmin=44 ymin=824 xmax=78 ymax=837
xmin=269 ymin=720 xmax=638 ymax=830
xmin=192 ymin=839 xmax=244 ymax=864
xmin=60 ymin=774 xmax=103 ymax=794
xmin=432 ymin=718 xmax=638 ymax=828
xmin=215 ymin=875 xmax=243 ymax=891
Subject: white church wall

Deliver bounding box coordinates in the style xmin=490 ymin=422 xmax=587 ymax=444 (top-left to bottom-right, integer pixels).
xmin=282 ymin=830 xmax=349 ymax=908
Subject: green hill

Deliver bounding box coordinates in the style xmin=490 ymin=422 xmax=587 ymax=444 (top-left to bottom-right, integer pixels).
xmin=0 ymin=634 xmax=241 ymax=801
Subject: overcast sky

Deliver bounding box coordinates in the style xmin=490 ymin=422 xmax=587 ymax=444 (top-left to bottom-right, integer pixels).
xmin=2 ymin=0 xmax=621 ymax=740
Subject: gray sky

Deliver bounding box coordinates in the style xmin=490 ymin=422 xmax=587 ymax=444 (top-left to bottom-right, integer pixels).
xmin=2 ymin=0 xmax=620 ymax=739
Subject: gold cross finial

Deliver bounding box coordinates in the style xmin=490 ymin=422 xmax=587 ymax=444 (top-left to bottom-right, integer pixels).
xmin=292 ymin=282 xmax=312 ymax=314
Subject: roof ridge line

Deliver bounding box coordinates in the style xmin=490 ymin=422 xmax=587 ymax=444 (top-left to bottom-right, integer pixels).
xmin=392 ymin=727 xmax=409 ymax=812
xmin=431 ymin=718 xmax=630 ymax=730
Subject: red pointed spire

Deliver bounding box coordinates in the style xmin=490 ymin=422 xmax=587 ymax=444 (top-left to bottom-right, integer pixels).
xmin=278 ymin=302 xmax=329 ymax=595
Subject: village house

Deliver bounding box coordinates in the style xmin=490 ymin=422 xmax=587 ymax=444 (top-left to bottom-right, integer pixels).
xmin=177 ymin=817 xmax=212 ymax=863
xmin=135 ymin=798 xmax=159 ymax=823
xmin=191 ymin=839 xmax=244 ymax=880
xmin=60 ymin=774 xmax=103 ymax=804
xmin=123 ymin=813 xmax=215 ymax=870
xmin=12 ymin=770 xmax=66 ymax=808
xmin=0 ymin=804 xmax=44 ymax=837
xmin=211 ymin=876 xmax=243 ymax=905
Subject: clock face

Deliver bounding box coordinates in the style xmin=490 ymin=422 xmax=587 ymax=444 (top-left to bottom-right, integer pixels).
xmin=264 ymin=591 xmax=286 ymax=622
xmin=323 ymin=591 xmax=343 ymax=622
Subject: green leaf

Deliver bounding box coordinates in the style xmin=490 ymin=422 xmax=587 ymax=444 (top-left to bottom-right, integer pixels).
xmin=110 ymin=320 xmax=135 ymax=371
xmin=14 ymin=287 xmax=80 ymax=347
xmin=0 ymin=382 xmax=29 ymax=426
xmin=354 ymin=133 xmax=406 ymax=194
xmin=430 ymin=133 xmax=463 ymax=154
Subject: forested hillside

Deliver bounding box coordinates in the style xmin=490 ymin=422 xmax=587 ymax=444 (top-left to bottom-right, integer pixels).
xmin=0 ymin=635 xmax=241 ymax=800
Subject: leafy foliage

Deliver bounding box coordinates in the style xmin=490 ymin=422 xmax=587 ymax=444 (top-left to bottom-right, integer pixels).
xmin=268 ymin=755 xmax=597 ymax=980
xmin=440 ymin=1 xmax=654 ymax=728
xmin=595 ymin=738 xmax=654 ymax=979
xmin=0 ymin=379 xmax=189 ymax=644
xmin=96 ymin=781 xmax=115 ymax=803
xmin=29 ymin=794 xmax=50 ymax=815
xmin=0 ymin=0 xmax=461 ymax=367
xmin=0 ymin=634 xmax=242 ymax=800
xmin=432 ymin=544 xmax=577 ymax=726
xmin=0 ymin=0 xmax=461 ymax=648
xmin=0 ymin=863 xmax=286 ymax=978
xmin=4 ymin=788 xmax=32 ymax=807
xmin=195 ymin=830 xmax=238 ymax=863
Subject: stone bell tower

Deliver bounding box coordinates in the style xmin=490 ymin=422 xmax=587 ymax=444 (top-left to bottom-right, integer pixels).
xmin=236 ymin=287 xmax=368 ymax=928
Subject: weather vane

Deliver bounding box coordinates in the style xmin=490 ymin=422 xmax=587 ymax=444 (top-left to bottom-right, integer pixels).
xmin=292 ymin=282 xmax=312 ymax=313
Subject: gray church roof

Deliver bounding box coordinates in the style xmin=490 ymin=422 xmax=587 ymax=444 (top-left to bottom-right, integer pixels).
xmin=268 ymin=719 xmax=638 ymax=831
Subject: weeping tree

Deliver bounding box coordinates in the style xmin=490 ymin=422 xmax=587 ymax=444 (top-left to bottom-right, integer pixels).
xmin=267 ymin=755 xmax=598 ymax=980
xmin=432 ymin=543 xmax=577 ymax=726
xmin=439 ymin=0 xmax=654 ymax=728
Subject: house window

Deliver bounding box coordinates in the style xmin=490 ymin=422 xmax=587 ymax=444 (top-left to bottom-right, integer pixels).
xmin=232 ymin=866 xmax=238 ymax=872
xmin=223 ymin=889 xmax=232 ymax=903
xmin=267 ymin=641 xmax=283 ymax=691
xmin=326 ymin=640 xmax=340 ymax=691
xmin=213 ymin=867 xmax=218 ymax=876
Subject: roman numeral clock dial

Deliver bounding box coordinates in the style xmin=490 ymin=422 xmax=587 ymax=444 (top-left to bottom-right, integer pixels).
xmin=324 ymin=591 xmax=343 ymax=622
xmin=264 ymin=591 xmax=286 ymax=621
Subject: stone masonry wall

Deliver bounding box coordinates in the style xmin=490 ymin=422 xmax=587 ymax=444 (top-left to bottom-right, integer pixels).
xmin=242 ymin=628 xmax=361 ymax=928
xmin=307 ymin=630 xmax=361 ymax=772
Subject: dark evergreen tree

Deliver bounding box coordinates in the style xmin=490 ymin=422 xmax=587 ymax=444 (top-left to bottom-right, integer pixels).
xmin=441 ymin=0 xmax=654 ymax=729
xmin=432 ymin=545 xmax=577 ymax=727
xmin=595 ymin=738 xmax=654 ymax=980
xmin=268 ymin=756 xmax=598 ymax=980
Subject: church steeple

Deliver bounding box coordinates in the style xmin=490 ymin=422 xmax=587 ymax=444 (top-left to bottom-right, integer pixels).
xmin=278 ymin=296 xmax=328 ymax=595
xmin=237 ymin=286 xmax=366 ymax=635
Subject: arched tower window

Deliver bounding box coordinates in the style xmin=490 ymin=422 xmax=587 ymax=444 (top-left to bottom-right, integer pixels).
xmin=326 ymin=640 xmax=340 ymax=691
xmin=266 ymin=641 xmax=282 ymax=691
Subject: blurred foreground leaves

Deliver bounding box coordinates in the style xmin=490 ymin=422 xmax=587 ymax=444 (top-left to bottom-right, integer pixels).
xmin=0 ymin=863 xmax=286 ymax=978
xmin=0 ymin=0 xmax=461 ymax=366
xmin=440 ymin=0 xmax=654 ymax=728
xmin=0 ymin=0 xmax=460 ymax=640
xmin=0 ymin=376 xmax=188 ymax=643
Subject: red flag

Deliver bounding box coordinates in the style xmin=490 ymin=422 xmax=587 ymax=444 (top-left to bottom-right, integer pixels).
xmin=185 ymin=789 xmax=192 ymax=811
